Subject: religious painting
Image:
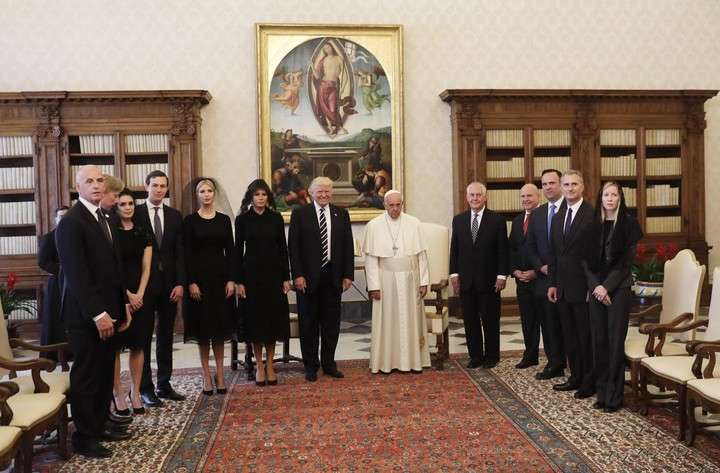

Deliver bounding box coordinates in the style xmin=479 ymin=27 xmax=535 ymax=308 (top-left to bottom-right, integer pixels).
xmin=257 ymin=24 xmax=404 ymax=222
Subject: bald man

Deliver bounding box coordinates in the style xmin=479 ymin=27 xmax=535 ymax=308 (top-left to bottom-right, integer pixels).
xmin=56 ymin=165 xmax=131 ymax=457
xmin=509 ymin=184 xmax=541 ymax=368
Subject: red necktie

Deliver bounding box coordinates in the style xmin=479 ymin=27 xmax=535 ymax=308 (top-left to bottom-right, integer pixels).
xmin=522 ymin=213 xmax=529 ymax=235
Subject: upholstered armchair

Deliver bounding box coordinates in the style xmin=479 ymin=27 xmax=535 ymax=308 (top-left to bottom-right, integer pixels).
xmin=0 ymin=302 xmax=69 ymax=395
xmin=0 ymin=383 xmax=22 ymax=472
xmin=686 ymin=342 xmax=720 ymax=446
xmin=625 ymin=249 xmax=705 ymax=395
xmin=419 ymin=222 xmax=451 ymax=370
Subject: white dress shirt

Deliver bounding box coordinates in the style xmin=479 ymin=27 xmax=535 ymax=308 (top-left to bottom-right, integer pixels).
xmin=450 ymin=206 xmax=506 ymax=280
xmin=147 ymin=201 xmax=165 ymax=235
xmin=547 ymin=196 xmax=564 ymax=219
xmin=564 ymin=198 xmax=584 ymax=230
xmin=78 ymin=196 xmax=115 ymax=322
xmin=314 ymin=200 xmax=332 ymax=262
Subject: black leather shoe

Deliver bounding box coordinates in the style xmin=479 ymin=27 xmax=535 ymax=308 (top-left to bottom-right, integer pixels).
xmin=535 ymin=369 xmax=564 ymax=380
xmin=324 ymin=368 xmax=345 ymax=379
xmin=99 ymin=428 xmax=133 ymax=441
xmin=305 ymin=371 xmax=318 ymax=382
xmin=466 ymin=359 xmax=483 ymax=369
xmin=515 ymin=359 xmax=539 ymax=369
xmin=592 ymin=401 xmax=605 ymax=410
xmin=574 ymin=389 xmax=596 ymax=399
xmin=482 ymin=360 xmax=498 ymax=369
xmin=108 ymin=412 xmax=133 ymax=425
xmin=552 ymin=382 xmax=580 ymax=392
xmin=603 ymin=405 xmax=622 ymax=413
xmin=141 ymin=392 xmax=164 ymax=407
xmin=157 ymin=388 xmax=186 ymax=401
xmin=73 ymin=440 xmax=112 ymax=458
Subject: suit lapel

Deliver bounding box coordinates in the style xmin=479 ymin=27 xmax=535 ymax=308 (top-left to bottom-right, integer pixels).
xmin=564 ymin=202 xmax=588 ymax=248
xmin=474 ymin=208 xmax=490 ymax=246
xmin=76 ymin=203 xmax=114 ymax=251
xmin=329 ymin=204 xmax=341 ymax=252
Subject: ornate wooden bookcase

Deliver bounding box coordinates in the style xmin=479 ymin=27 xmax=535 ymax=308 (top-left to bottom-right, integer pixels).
xmin=440 ymin=89 xmax=718 ymax=305
xmin=0 ymin=90 xmax=211 ymax=320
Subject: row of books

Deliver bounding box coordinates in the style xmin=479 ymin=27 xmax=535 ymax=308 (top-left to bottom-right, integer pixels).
xmin=125 ymin=134 xmax=169 ymax=154
xmin=0 ymin=136 xmax=32 ymax=157
xmin=532 ymin=156 xmax=571 ymax=177
xmin=601 ymin=155 xmax=636 ymax=176
xmin=126 ymin=163 xmax=169 ymax=187
xmin=0 ymin=236 xmax=37 ymax=255
xmin=646 ymin=129 xmax=681 ymax=146
xmin=646 ymin=157 xmax=681 ymax=176
xmin=533 ymin=129 xmax=572 ymax=147
xmin=647 ymin=185 xmax=680 ymax=207
xmin=70 ymin=165 xmax=115 ymax=185
xmin=600 ymin=129 xmax=636 ymax=147
xmin=486 ymin=129 xmax=523 ymax=148
xmin=0 ymin=167 xmax=34 ymax=189
xmin=78 ymin=135 xmax=114 ymax=154
xmin=623 ymin=187 xmax=637 ymax=207
xmin=646 ymin=216 xmax=682 ymax=233
xmin=487 ymin=189 xmax=523 ymax=211
xmin=0 ymin=201 xmax=36 ymax=225
xmin=487 ymin=158 xmax=524 ymax=179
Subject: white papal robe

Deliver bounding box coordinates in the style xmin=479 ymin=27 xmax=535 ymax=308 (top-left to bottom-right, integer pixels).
xmin=363 ymin=212 xmax=431 ymax=373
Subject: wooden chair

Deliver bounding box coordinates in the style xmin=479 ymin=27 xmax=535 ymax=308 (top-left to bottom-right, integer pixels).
xmin=686 ymin=342 xmax=720 ymax=446
xmin=0 ymin=383 xmax=22 ymax=472
xmin=0 ymin=301 xmax=69 ymax=395
xmin=625 ymin=249 xmax=705 ymax=395
xmin=638 ymin=266 xmax=720 ymax=440
xmin=0 ymin=380 xmax=68 ymax=473
xmin=420 ymin=222 xmax=451 ymax=370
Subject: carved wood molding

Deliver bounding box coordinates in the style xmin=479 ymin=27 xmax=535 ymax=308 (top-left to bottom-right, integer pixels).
xmin=171 ymin=102 xmax=200 ymax=137
xmin=0 ymin=90 xmax=212 ymax=104
xmin=35 ymin=102 xmax=63 ymax=139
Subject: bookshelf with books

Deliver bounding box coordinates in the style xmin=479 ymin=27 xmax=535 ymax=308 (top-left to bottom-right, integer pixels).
xmin=0 ymin=90 xmax=211 ymax=317
xmin=441 ymin=89 xmax=718 ymax=303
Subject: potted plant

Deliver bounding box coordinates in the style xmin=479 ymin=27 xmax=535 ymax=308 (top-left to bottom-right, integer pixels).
xmin=632 ymin=243 xmax=680 ymax=298
xmin=0 ymin=272 xmax=37 ymax=338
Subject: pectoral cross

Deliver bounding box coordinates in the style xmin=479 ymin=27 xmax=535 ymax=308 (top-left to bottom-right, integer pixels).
xmin=392 ymin=244 xmax=398 ymax=255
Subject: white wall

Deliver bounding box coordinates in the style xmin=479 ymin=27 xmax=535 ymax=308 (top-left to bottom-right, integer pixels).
xmin=2 ymin=0 xmax=720 ymax=267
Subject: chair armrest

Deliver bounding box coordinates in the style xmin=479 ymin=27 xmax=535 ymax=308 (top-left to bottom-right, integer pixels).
xmin=9 ymin=339 xmax=70 ymax=371
xmin=0 ymin=382 xmax=19 ymax=397
xmin=651 ymin=319 xmax=708 ymax=337
xmin=639 ymin=312 xmax=693 ymax=334
xmin=630 ymin=303 xmax=661 ymax=321
xmin=691 ymin=343 xmax=720 ymax=379
xmin=0 ymin=356 xmax=54 ymax=393
xmin=430 ymin=280 xmax=449 ymax=292
xmin=0 ymin=382 xmax=18 ymax=426
xmin=686 ymin=339 xmax=720 ymax=355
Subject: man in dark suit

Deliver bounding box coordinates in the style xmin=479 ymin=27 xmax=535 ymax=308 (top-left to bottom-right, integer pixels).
xmin=288 ymin=176 xmax=354 ymax=382
xmin=526 ymin=169 xmax=566 ymax=380
xmin=450 ymin=182 xmax=509 ymax=369
xmin=56 ymin=165 xmax=132 ymax=458
xmin=547 ymin=169 xmax=596 ymax=398
xmin=38 ymin=206 xmax=69 ymax=359
xmin=509 ymin=184 xmax=541 ymax=369
xmin=134 ymin=170 xmax=186 ymax=405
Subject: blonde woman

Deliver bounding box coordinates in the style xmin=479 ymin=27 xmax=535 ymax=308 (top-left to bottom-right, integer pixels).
xmin=183 ymin=178 xmax=236 ymax=395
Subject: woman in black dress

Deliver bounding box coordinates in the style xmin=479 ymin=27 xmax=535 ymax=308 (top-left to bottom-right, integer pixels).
xmin=113 ymin=189 xmax=154 ymax=414
xmin=184 ymin=178 xmax=236 ymax=394
xmin=235 ymin=179 xmax=291 ymax=386
xmin=584 ymin=182 xmax=642 ymax=413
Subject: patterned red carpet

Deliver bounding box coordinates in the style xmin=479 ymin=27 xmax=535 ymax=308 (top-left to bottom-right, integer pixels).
xmin=34 ymin=356 xmax=720 ymax=472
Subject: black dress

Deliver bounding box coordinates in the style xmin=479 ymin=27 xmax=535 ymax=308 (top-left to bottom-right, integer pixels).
xmin=235 ymin=208 xmax=290 ymax=344
xmin=183 ymin=212 xmax=236 ymax=344
xmin=38 ymin=229 xmax=69 ymax=359
xmin=117 ymin=225 xmax=154 ymax=350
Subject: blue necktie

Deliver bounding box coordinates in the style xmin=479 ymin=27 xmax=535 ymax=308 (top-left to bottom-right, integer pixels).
xmin=547 ymin=203 xmax=556 ymax=240
xmin=564 ymin=207 xmax=573 ymax=236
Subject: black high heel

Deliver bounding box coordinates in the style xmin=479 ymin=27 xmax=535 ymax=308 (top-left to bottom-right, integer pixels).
xmin=113 ymin=395 xmax=131 ymax=416
xmin=215 ymin=375 xmax=227 ymax=394
xmin=129 ymin=393 xmax=145 ymax=414
xmin=266 ymin=364 xmax=278 ymax=386
xmin=202 ymin=377 xmax=214 ymax=395
xmin=255 ymin=364 xmax=266 ymax=387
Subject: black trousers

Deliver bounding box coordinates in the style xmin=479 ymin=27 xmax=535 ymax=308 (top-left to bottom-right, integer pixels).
xmin=536 ymin=294 xmax=566 ymax=371
xmin=66 ymin=326 xmax=115 ymax=442
xmin=296 ymin=265 xmax=341 ymax=373
xmin=460 ymin=289 xmax=501 ymax=363
xmin=589 ymin=287 xmax=631 ymax=408
xmin=517 ymin=282 xmax=539 ymax=363
xmin=557 ymin=299 xmax=594 ymax=392
xmin=140 ymin=291 xmax=178 ymax=393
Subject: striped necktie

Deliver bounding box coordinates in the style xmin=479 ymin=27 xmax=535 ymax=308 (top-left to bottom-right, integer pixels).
xmin=319 ymin=207 xmax=329 ymax=267
xmin=471 ymin=212 xmax=479 ymax=243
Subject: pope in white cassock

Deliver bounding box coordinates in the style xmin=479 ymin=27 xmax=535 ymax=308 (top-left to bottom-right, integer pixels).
xmin=362 ymin=190 xmax=431 ymax=373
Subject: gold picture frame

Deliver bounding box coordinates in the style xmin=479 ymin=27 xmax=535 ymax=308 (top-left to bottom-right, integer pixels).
xmin=256 ymin=23 xmax=404 ymax=222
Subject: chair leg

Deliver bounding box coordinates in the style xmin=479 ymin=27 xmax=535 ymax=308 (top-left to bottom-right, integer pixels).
xmin=639 ymin=365 xmax=649 ymax=416
xmin=630 ymin=361 xmax=639 ymax=397
xmin=21 ymin=433 xmax=32 ymax=473
xmin=678 ymin=386 xmax=687 ymax=441
xmin=58 ymin=405 xmax=69 ymax=459
xmin=686 ymin=397 xmax=697 ymax=446
xmin=14 ymin=449 xmax=24 ymax=473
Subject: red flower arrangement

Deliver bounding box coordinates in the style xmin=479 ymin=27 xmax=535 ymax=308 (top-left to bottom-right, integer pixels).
xmin=0 ymin=272 xmax=36 ymax=318
xmin=632 ymin=243 xmax=680 ymax=282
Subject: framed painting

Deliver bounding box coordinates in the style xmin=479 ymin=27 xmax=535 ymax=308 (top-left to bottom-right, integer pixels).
xmin=256 ymin=23 xmax=403 ymax=222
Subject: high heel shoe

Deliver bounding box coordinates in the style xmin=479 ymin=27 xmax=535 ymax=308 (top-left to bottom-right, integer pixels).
xmin=202 ymin=377 xmax=214 ymax=396
xmin=129 ymin=393 xmax=145 ymax=415
xmin=215 ymin=375 xmax=227 ymax=394
xmin=266 ymin=364 xmax=278 ymax=386
xmin=113 ymin=396 xmax=131 ymax=416
xmin=255 ymin=364 xmax=266 ymax=387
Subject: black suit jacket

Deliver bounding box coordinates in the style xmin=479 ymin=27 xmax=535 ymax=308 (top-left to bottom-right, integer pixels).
xmin=38 ymin=229 xmax=60 ymax=276
xmin=449 ymin=208 xmax=509 ymax=293
xmin=548 ymin=200 xmax=595 ymax=303
xmin=56 ymin=202 xmax=126 ymax=329
xmin=526 ymin=201 xmax=566 ymax=296
xmin=288 ymin=203 xmax=354 ymax=294
xmin=134 ymin=203 xmax=185 ymax=295
xmin=509 ymin=211 xmax=535 ymax=292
